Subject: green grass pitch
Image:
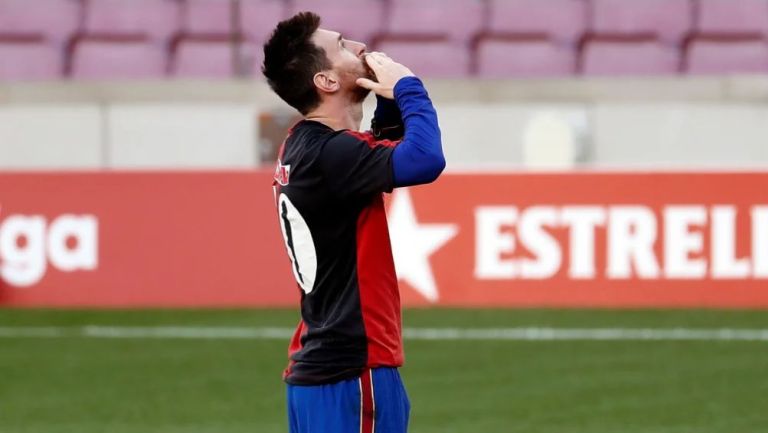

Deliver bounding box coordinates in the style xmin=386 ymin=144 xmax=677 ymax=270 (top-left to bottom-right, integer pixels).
xmin=1 ymin=309 xmax=767 ymax=433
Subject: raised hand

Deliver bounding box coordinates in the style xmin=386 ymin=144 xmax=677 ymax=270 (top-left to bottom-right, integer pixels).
xmin=355 ymin=52 xmax=415 ymax=100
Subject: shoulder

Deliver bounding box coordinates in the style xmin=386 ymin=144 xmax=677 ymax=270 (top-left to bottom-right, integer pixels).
xmin=315 ymin=129 xmax=398 ymax=197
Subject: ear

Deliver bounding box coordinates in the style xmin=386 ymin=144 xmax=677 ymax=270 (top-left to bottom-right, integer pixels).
xmin=313 ymin=71 xmax=340 ymax=94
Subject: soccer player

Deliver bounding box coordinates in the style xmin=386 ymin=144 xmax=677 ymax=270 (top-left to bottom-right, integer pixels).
xmin=262 ymin=11 xmax=445 ymax=433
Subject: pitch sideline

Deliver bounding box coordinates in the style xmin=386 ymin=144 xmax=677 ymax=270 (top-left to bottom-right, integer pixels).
xmin=0 ymin=326 xmax=767 ymax=341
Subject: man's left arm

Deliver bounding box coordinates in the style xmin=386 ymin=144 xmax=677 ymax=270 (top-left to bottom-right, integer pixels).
xmin=357 ymin=53 xmax=445 ymax=187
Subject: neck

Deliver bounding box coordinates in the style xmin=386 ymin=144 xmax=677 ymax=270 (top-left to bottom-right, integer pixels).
xmin=305 ymin=98 xmax=363 ymax=131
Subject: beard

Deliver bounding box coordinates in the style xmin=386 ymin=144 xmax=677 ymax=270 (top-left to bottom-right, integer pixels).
xmin=350 ymin=56 xmax=376 ymax=103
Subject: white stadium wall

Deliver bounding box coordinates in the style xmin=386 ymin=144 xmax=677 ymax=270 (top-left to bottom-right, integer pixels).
xmin=106 ymin=104 xmax=258 ymax=169
xmin=593 ymin=103 xmax=768 ymax=167
xmin=1 ymin=77 xmax=768 ymax=169
xmin=0 ymin=105 xmax=103 ymax=169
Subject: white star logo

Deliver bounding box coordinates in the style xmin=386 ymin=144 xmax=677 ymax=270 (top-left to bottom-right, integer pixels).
xmin=387 ymin=189 xmax=458 ymax=303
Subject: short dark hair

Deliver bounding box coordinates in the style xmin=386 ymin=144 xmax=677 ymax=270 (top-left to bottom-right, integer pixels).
xmin=262 ymin=12 xmax=331 ymax=115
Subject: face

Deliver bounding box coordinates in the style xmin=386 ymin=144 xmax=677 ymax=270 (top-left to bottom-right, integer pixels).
xmin=311 ymin=29 xmax=373 ymax=102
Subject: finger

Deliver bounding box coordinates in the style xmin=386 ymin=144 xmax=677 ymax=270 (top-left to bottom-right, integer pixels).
xmin=363 ymin=54 xmax=382 ymax=70
xmin=367 ymin=52 xmax=386 ymax=64
xmin=372 ymin=53 xmax=394 ymax=67
xmin=356 ymin=78 xmax=382 ymax=91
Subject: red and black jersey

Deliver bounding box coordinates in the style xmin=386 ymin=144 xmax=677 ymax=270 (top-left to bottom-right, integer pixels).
xmin=274 ymin=119 xmax=403 ymax=385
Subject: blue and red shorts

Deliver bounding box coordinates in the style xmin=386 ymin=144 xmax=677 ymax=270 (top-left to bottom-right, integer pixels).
xmin=287 ymin=367 xmax=410 ymax=433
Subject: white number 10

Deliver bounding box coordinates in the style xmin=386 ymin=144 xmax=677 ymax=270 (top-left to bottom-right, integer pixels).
xmin=278 ymin=193 xmax=317 ymax=294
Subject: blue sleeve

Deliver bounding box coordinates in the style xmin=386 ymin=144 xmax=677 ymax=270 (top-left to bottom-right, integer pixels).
xmin=390 ymin=77 xmax=445 ymax=187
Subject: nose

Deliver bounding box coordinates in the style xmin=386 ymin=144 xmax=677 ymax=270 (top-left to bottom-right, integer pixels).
xmin=351 ymin=40 xmax=366 ymax=56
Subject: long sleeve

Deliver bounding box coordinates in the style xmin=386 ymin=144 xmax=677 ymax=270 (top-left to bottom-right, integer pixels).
xmin=390 ymin=77 xmax=445 ymax=187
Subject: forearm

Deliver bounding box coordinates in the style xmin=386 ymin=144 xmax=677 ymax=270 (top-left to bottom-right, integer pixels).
xmin=391 ymin=77 xmax=445 ymax=187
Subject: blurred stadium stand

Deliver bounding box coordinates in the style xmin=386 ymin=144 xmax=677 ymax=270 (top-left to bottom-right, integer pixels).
xmin=475 ymin=36 xmax=577 ymax=78
xmin=69 ymin=36 xmax=166 ymax=79
xmin=82 ymin=0 xmax=180 ymax=41
xmin=288 ymin=0 xmax=383 ymax=44
xmin=580 ymin=36 xmax=680 ymax=76
xmin=1 ymin=0 xmax=768 ymax=80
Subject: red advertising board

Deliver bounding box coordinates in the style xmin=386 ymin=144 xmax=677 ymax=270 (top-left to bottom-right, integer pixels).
xmin=1 ymin=171 xmax=766 ymax=308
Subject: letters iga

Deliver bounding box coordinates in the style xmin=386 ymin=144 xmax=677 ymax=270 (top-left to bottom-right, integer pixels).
xmin=0 ymin=211 xmax=99 ymax=288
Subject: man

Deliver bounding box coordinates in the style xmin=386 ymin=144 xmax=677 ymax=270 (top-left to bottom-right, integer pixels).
xmin=262 ymin=11 xmax=445 ymax=433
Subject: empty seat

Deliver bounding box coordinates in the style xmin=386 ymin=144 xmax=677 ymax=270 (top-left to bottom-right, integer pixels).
xmin=83 ymin=0 xmax=180 ymax=41
xmin=697 ymin=0 xmax=768 ymax=35
xmin=0 ymin=0 xmax=81 ymax=43
xmin=184 ymin=0 xmax=234 ymax=35
xmin=385 ymin=0 xmax=484 ymax=42
xmin=685 ymin=37 xmax=768 ymax=74
xmin=287 ymin=0 xmax=382 ymax=44
xmin=241 ymin=0 xmax=286 ymax=43
xmin=172 ymin=38 xmax=255 ymax=78
xmin=476 ymin=38 xmax=575 ymax=78
xmin=591 ymin=0 xmax=693 ymax=43
xmin=581 ymin=38 xmax=679 ymax=76
xmin=0 ymin=39 xmax=60 ymax=81
xmin=487 ymin=0 xmax=587 ymax=44
xmin=70 ymin=37 xmax=166 ymax=79
xmin=376 ymin=38 xmax=469 ymax=78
